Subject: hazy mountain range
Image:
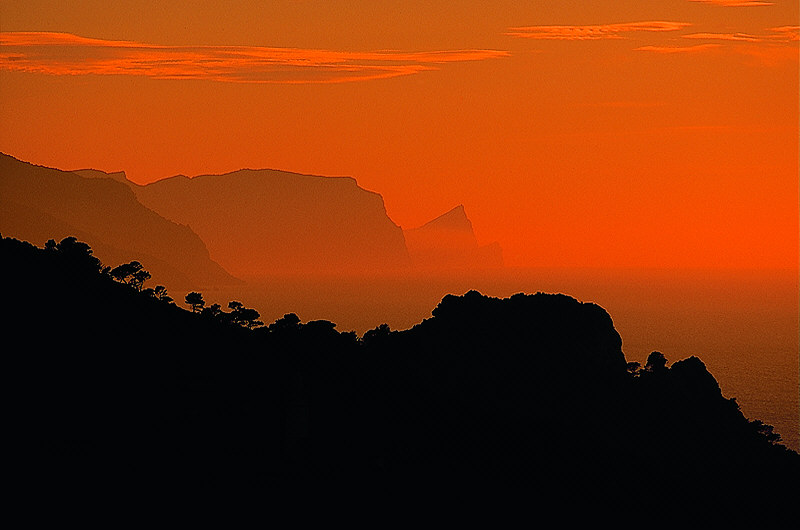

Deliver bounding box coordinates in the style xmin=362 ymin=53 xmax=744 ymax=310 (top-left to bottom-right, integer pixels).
xmin=1 ymin=152 xmax=503 ymax=288
xmin=0 ymin=153 xmax=235 ymax=289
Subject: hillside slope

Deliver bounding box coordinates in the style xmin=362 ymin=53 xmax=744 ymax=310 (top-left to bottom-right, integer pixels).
xmin=4 ymin=235 xmax=797 ymax=502
xmin=0 ymin=153 xmax=237 ymax=289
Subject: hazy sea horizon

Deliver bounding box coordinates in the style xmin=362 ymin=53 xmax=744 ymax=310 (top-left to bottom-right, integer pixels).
xmin=193 ymin=266 xmax=799 ymax=451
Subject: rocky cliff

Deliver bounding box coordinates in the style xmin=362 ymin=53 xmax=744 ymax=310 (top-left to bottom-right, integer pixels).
xmin=404 ymin=205 xmax=503 ymax=270
xmin=0 ymin=153 xmax=237 ymax=289
xmin=132 ymin=169 xmax=410 ymax=277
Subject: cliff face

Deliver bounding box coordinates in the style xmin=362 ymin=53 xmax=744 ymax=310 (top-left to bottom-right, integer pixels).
xmin=404 ymin=205 xmax=503 ymax=270
xmin=0 ymin=153 xmax=237 ymax=289
xmin=132 ymin=169 xmax=410 ymax=277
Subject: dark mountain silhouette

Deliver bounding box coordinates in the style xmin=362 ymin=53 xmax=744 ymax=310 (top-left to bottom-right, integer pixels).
xmin=404 ymin=205 xmax=503 ymax=270
xmin=5 ymin=234 xmax=798 ymax=505
xmin=130 ymin=168 xmax=410 ymax=277
xmin=0 ymin=153 xmax=237 ymax=289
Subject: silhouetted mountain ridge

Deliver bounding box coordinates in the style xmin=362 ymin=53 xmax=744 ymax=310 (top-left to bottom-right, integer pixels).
xmin=4 ymin=235 xmax=797 ymax=503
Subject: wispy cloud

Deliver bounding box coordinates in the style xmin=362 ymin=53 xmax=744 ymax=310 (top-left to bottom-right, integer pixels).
xmin=638 ymin=25 xmax=798 ymax=65
xmin=683 ymin=26 xmax=799 ymax=42
xmin=683 ymin=32 xmax=763 ymax=42
xmin=0 ymin=32 xmax=509 ymax=84
xmin=506 ymin=21 xmax=691 ymax=41
xmin=636 ymin=44 xmax=722 ymax=54
xmin=688 ymin=0 xmax=774 ymax=6
xmin=767 ymin=26 xmax=800 ymax=41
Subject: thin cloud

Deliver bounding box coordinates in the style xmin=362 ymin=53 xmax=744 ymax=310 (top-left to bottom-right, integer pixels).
xmin=684 ymin=27 xmax=799 ymax=42
xmin=768 ymin=26 xmax=800 ymax=41
xmin=0 ymin=32 xmax=509 ymax=84
xmin=688 ymin=1 xmax=774 ymax=6
xmin=734 ymin=44 xmax=799 ymax=66
xmin=635 ymin=44 xmax=723 ymax=54
xmin=506 ymin=21 xmax=691 ymax=40
xmin=684 ymin=32 xmax=763 ymax=42
xmin=638 ymin=41 xmax=797 ymax=66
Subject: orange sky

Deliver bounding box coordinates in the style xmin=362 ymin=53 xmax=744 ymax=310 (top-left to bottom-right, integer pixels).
xmin=1 ymin=1 xmax=797 ymax=269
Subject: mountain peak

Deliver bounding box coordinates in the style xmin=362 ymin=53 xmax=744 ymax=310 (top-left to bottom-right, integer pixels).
xmin=417 ymin=204 xmax=473 ymax=232
xmin=403 ymin=204 xmax=502 ymax=270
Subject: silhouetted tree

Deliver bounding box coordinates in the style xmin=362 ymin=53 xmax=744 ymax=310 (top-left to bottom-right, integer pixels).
xmin=153 ymin=285 xmax=173 ymax=303
xmin=227 ymin=300 xmax=263 ymax=329
xmin=52 ymin=236 xmax=102 ymax=272
xmin=144 ymin=285 xmax=173 ymax=303
xmin=185 ymin=292 xmax=205 ymax=313
xmin=363 ymin=323 xmax=391 ymax=346
xmin=749 ymin=419 xmax=782 ymax=445
xmin=644 ymin=351 xmax=668 ymax=374
xmin=130 ymin=268 xmax=151 ymax=291
xmin=268 ymin=313 xmax=301 ymax=332
xmin=627 ymin=361 xmax=641 ymax=375
xmin=110 ymin=261 xmax=150 ymax=290
xmin=201 ymin=303 xmax=223 ymax=319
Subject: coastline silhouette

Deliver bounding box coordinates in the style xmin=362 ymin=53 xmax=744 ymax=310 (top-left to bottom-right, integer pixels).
xmin=4 ymin=234 xmax=798 ymax=501
xmin=3 ymin=153 xmax=508 ymax=282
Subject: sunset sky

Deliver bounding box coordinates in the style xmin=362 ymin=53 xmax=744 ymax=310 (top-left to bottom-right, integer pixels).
xmin=1 ymin=1 xmax=797 ymax=269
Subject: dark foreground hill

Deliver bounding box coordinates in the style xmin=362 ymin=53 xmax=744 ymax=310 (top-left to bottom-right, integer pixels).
xmin=3 ymin=235 xmax=797 ymax=502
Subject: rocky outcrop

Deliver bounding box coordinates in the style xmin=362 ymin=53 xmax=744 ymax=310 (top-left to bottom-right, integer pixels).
xmin=132 ymin=169 xmax=410 ymax=277
xmin=403 ymin=205 xmax=503 ymax=270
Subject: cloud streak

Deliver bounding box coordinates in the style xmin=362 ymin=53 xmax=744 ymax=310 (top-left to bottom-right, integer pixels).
xmin=637 ymin=25 xmax=798 ymax=65
xmin=636 ymin=44 xmax=723 ymax=54
xmin=0 ymin=32 xmax=509 ymax=84
xmin=766 ymin=26 xmax=800 ymax=42
xmin=688 ymin=0 xmax=774 ymax=6
xmin=683 ymin=26 xmax=799 ymax=42
xmin=506 ymin=21 xmax=691 ymax=40
xmin=683 ymin=32 xmax=763 ymax=42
